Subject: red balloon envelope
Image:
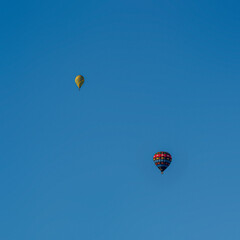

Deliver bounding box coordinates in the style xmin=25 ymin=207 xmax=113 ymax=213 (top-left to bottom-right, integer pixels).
xmin=153 ymin=152 xmax=172 ymax=174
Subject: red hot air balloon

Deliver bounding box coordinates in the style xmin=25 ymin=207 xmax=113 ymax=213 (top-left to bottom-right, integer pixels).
xmin=153 ymin=151 xmax=172 ymax=174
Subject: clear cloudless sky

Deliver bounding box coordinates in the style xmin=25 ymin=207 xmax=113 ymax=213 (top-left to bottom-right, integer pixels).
xmin=1 ymin=0 xmax=240 ymax=239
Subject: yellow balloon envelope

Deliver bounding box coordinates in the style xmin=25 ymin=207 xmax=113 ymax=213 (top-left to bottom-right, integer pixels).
xmin=75 ymin=75 xmax=84 ymax=89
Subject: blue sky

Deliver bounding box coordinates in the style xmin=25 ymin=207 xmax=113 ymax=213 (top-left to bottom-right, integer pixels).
xmin=1 ymin=0 xmax=240 ymax=239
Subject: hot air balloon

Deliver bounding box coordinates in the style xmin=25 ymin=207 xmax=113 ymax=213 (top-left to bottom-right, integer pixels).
xmin=75 ymin=75 xmax=84 ymax=90
xmin=153 ymin=151 xmax=172 ymax=174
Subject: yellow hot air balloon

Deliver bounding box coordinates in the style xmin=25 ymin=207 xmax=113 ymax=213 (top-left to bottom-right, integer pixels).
xmin=75 ymin=75 xmax=85 ymax=90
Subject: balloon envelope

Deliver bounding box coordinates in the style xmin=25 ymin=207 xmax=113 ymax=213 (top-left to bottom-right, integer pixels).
xmin=153 ymin=152 xmax=172 ymax=174
xmin=75 ymin=75 xmax=84 ymax=89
